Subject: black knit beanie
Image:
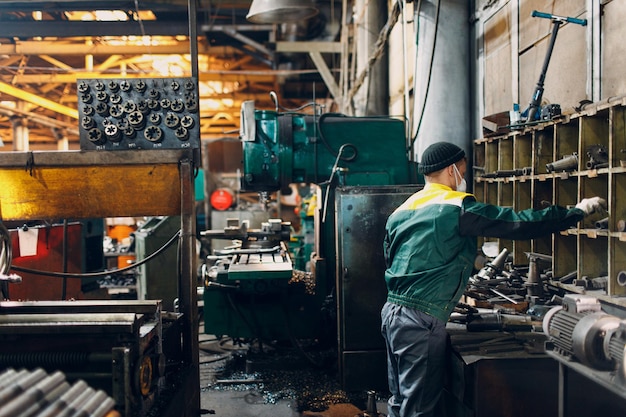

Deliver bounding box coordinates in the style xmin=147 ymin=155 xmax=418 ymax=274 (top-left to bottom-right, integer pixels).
xmin=418 ymin=142 xmax=465 ymax=174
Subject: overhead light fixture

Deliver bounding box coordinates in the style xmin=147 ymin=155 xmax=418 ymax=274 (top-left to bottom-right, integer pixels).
xmin=246 ymin=0 xmax=319 ymax=24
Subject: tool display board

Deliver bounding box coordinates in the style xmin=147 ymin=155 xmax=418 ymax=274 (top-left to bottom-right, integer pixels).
xmin=77 ymin=77 xmax=200 ymax=151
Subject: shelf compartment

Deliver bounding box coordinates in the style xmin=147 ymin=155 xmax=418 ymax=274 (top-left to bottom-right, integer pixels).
xmin=610 ymin=105 xmax=626 ymax=168
xmin=551 ymin=121 xmax=578 ymax=175
xmin=512 ymin=180 xmax=532 ymax=263
xmin=485 ymin=139 xmax=499 ymax=175
xmin=514 ymin=133 xmax=532 ymax=172
xmin=534 ymin=127 xmax=554 ymax=175
xmin=578 ymin=234 xmax=609 ymax=286
xmin=580 ymin=109 xmax=610 ymax=172
xmin=554 ymin=175 xmax=578 ymax=214
xmin=474 ymin=141 xmax=486 ymax=179
xmin=484 ymin=181 xmax=498 ymax=206
xmin=580 ymin=175 xmax=609 ymax=230
xmin=498 ymin=136 xmax=514 ymax=171
xmin=609 ymin=237 xmax=626 ymax=296
xmin=553 ymin=232 xmax=578 ymax=279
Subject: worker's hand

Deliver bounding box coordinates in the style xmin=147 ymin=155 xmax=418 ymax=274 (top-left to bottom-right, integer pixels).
xmin=575 ymin=197 xmax=607 ymax=215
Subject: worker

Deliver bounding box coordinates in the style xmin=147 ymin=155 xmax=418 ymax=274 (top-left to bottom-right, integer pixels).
xmin=380 ymin=141 xmax=606 ymax=417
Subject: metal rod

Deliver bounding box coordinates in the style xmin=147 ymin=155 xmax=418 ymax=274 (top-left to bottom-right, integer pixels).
xmin=0 ymin=371 xmax=65 ymax=417
xmin=0 ymin=368 xmax=46 ymax=405
xmin=489 ymin=288 xmax=519 ymax=304
xmin=55 ymin=387 xmax=95 ymax=417
xmin=36 ymin=380 xmax=88 ymax=417
xmin=21 ymin=381 xmax=70 ymax=417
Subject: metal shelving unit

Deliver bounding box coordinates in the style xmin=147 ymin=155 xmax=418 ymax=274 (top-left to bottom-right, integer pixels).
xmin=474 ymin=98 xmax=626 ymax=301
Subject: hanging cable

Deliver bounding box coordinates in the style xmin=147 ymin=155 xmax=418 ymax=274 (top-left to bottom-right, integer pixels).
xmin=0 ymin=221 xmax=11 ymax=278
xmin=321 ymin=143 xmax=357 ymax=223
xmin=11 ymin=229 xmax=182 ymax=279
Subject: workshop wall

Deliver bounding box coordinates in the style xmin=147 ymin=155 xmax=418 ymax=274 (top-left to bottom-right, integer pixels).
xmin=602 ymin=0 xmax=626 ymax=97
xmin=388 ymin=0 xmax=626 ymax=142
xmin=477 ymin=0 xmax=626 ymax=131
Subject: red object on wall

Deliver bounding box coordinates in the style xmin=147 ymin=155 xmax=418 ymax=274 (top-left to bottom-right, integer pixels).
xmin=8 ymin=224 xmax=83 ymax=301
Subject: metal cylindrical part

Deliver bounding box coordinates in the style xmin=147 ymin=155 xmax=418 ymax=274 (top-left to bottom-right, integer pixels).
xmin=92 ymin=397 xmax=117 ymax=417
xmin=543 ymin=305 xmax=574 ymax=354
xmin=36 ymin=380 xmax=88 ymax=417
xmin=0 ymin=368 xmax=46 ymax=405
xmin=365 ymin=390 xmax=378 ymax=417
xmin=546 ymin=153 xmax=578 ymax=172
xmin=21 ymin=381 xmax=70 ymax=417
xmin=71 ymin=389 xmax=110 ymax=416
xmin=0 ymin=371 xmax=65 ymax=417
xmin=571 ymin=312 xmax=620 ymax=370
xmin=54 ymin=386 xmax=94 ymax=417
xmin=0 ymin=369 xmax=21 ymax=390
xmin=595 ymin=217 xmax=609 ymax=229
xmin=617 ymin=271 xmax=626 ymax=287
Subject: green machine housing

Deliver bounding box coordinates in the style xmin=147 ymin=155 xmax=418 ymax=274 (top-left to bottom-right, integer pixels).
xmin=238 ymin=101 xmax=412 ymax=192
xmin=203 ymin=102 xmax=416 ymax=381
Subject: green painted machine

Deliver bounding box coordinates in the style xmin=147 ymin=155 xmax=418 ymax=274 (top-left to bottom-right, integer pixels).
xmin=202 ymin=99 xmax=417 ymax=388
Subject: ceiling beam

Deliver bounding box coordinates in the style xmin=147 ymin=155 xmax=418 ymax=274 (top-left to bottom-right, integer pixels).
xmin=1 ymin=72 xmax=278 ymax=85
xmin=0 ymin=0 xmax=252 ymax=11
xmin=0 ymin=42 xmax=203 ymax=56
xmin=0 ymin=81 xmax=79 ymax=119
xmin=0 ymin=21 xmax=273 ymax=38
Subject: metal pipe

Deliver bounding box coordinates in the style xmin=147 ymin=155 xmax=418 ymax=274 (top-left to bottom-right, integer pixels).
xmin=91 ymin=397 xmax=117 ymax=417
xmin=595 ymin=217 xmax=609 ymax=229
xmin=0 ymin=368 xmax=22 ymax=390
xmin=546 ymin=153 xmax=578 ymax=172
xmin=36 ymin=380 xmax=88 ymax=417
xmin=55 ymin=387 xmax=95 ymax=417
xmin=0 ymin=371 xmax=65 ymax=417
xmin=67 ymin=389 xmax=110 ymax=417
xmin=21 ymin=382 xmax=70 ymax=417
xmin=0 ymin=368 xmax=46 ymax=405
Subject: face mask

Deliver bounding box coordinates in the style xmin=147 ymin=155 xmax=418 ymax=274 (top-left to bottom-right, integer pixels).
xmin=453 ymin=163 xmax=467 ymax=193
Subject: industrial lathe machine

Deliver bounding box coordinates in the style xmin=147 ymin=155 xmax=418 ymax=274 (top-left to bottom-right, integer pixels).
xmin=202 ymin=100 xmax=419 ymax=390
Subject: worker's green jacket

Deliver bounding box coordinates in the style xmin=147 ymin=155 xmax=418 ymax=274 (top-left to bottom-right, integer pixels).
xmin=383 ymin=182 xmax=585 ymax=322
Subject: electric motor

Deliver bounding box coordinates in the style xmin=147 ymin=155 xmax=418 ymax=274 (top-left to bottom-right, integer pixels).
xmin=543 ymin=294 xmax=626 ymax=373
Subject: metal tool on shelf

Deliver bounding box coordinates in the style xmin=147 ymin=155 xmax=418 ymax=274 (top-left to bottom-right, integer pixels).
xmin=546 ymin=153 xmax=578 ymax=172
xmin=586 ymin=144 xmax=609 ymax=170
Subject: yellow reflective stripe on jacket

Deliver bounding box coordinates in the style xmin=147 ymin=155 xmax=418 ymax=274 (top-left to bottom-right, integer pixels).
xmin=395 ymin=183 xmax=471 ymax=212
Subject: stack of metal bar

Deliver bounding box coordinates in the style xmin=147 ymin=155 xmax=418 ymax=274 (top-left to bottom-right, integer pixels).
xmin=0 ymin=368 xmax=117 ymax=417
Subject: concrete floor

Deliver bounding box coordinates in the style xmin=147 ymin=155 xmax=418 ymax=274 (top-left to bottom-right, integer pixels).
xmin=197 ymin=333 xmax=389 ymax=417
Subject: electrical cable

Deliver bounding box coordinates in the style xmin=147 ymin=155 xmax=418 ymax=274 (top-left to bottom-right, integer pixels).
xmin=316 ymin=113 xmax=358 ymax=161
xmin=0 ymin=221 xmax=11 ymax=277
xmin=11 ymin=229 xmax=182 ymax=279
xmin=321 ymin=143 xmax=357 ymax=224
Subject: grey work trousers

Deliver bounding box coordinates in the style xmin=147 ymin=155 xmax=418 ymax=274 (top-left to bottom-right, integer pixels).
xmin=380 ymin=302 xmax=448 ymax=417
